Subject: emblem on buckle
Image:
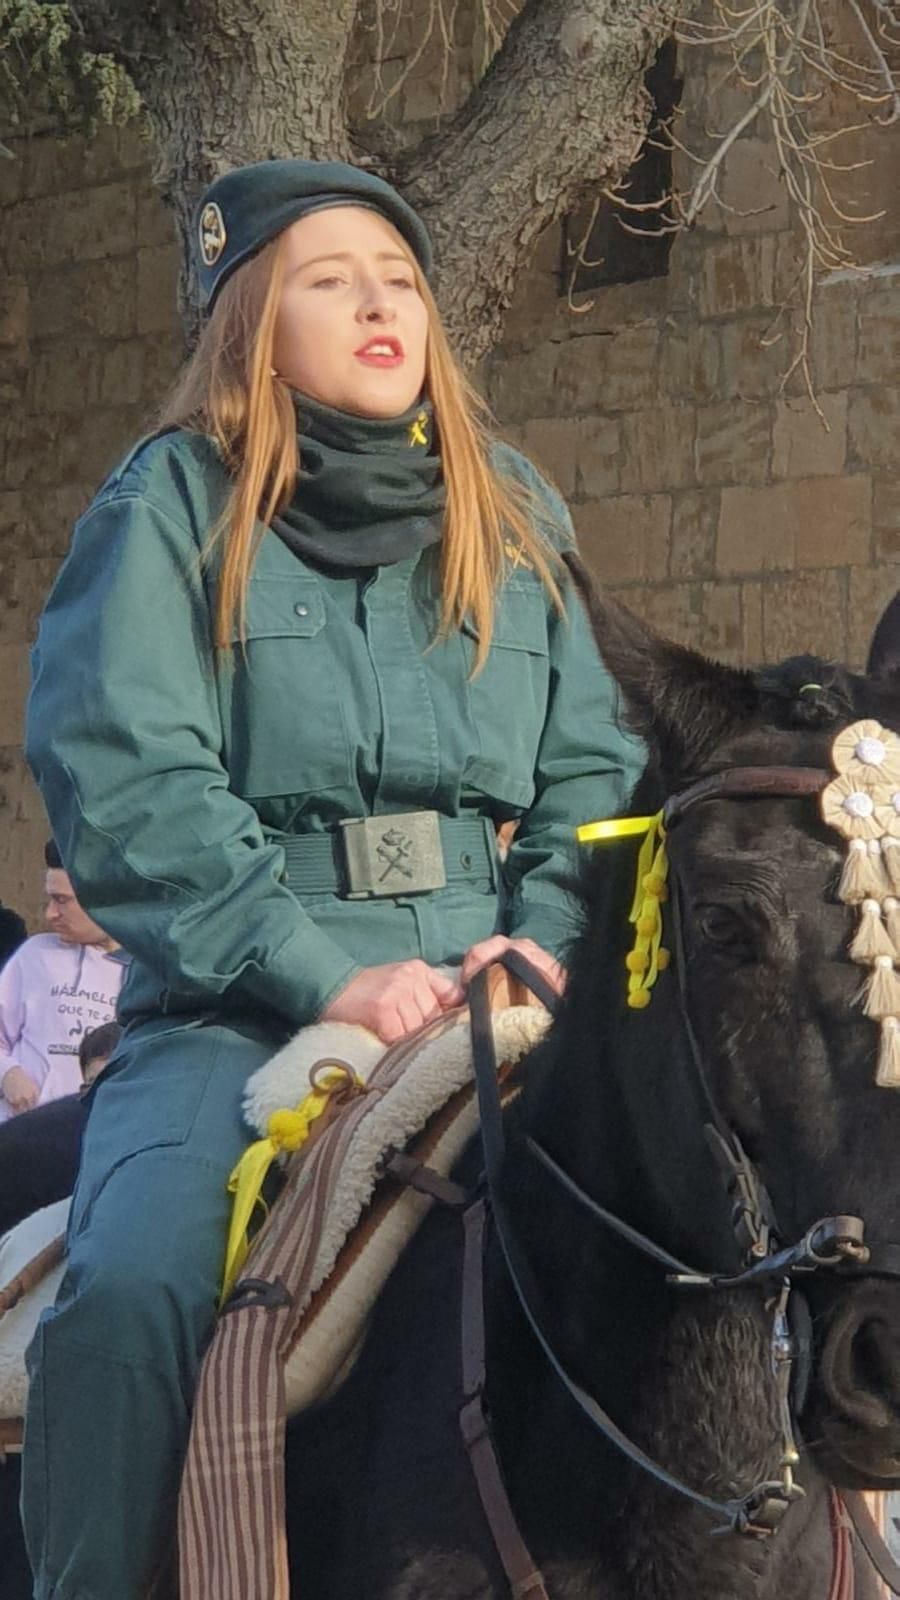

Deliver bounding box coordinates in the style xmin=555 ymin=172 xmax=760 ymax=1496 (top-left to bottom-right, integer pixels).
xmin=340 ymin=812 xmax=447 ymax=898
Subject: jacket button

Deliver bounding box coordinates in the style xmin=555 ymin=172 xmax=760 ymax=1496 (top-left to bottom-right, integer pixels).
xmin=294 ymin=603 xmax=309 ymax=618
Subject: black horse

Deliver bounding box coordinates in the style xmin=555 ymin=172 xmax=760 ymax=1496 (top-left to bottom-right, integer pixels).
xmin=285 ymin=587 xmax=900 ymax=1599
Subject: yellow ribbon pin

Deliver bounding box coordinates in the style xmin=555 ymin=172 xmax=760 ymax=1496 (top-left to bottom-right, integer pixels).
xmin=408 ymin=409 xmax=428 ymax=448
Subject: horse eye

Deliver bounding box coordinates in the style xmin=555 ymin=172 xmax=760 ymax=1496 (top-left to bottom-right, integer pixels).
xmin=695 ymin=904 xmax=745 ymax=947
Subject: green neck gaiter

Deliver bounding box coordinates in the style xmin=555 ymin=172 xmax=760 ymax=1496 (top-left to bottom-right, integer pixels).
xmin=272 ymin=392 xmax=446 ymax=569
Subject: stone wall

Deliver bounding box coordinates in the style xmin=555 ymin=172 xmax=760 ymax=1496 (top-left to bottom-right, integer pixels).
xmin=0 ymin=11 xmax=898 ymax=922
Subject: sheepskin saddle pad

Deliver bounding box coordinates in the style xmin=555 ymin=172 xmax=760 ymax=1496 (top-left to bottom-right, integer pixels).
xmin=0 ymin=1198 xmax=69 ymax=1439
xmin=241 ymin=1000 xmax=550 ymax=1416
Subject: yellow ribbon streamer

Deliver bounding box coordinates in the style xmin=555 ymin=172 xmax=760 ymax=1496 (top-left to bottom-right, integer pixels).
xmin=578 ymin=810 xmax=670 ymax=1009
xmin=221 ymin=1064 xmax=364 ymax=1303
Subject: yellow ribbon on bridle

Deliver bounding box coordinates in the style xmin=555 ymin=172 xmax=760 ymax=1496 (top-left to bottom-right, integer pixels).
xmin=221 ymin=1062 xmax=365 ymax=1303
xmin=577 ymin=811 xmax=670 ymax=1009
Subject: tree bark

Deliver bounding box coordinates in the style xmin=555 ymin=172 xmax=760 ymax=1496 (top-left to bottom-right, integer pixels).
xmin=75 ymin=0 xmax=694 ymax=361
xmin=397 ymin=0 xmax=689 ymax=362
xmin=76 ymin=0 xmax=360 ymax=314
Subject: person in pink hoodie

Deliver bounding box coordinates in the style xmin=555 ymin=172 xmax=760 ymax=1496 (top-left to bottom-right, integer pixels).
xmin=0 ymin=842 xmax=127 ymax=1120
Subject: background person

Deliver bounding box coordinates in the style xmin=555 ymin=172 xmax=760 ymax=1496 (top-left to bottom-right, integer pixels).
xmin=0 ymin=842 xmax=125 ymax=1121
xmin=22 ymin=159 xmax=644 ymax=1599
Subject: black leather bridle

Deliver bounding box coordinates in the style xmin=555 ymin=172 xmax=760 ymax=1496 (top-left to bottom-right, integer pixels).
xmin=468 ymin=764 xmax=900 ymax=1563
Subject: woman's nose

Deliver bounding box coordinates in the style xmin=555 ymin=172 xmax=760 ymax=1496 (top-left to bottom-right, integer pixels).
xmin=357 ymin=286 xmax=395 ymax=322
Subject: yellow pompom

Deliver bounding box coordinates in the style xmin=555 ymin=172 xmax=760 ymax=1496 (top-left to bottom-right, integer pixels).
xmin=656 ymin=948 xmax=671 ymax=971
xmin=628 ymin=988 xmax=651 ymax=1009
xmin=626 ymin=949 xmax=649 ymax=974
xmin=267 ymin=1108 xmax=308 ymax=1150
xmin=637 ymin=914 xmax=657 ymax=937
xmin=643 ymin=873 xmax=667 ymax=898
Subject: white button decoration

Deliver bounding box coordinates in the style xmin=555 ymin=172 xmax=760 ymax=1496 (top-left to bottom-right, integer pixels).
xmin=843 ymin=791 xmax=875 ymax=818
xmin=856 ymin=736 xmax=887 ymax=766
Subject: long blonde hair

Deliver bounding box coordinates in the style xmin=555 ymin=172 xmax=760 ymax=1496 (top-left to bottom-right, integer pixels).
xmin=159 ymin=228 xmax=561 ymax=662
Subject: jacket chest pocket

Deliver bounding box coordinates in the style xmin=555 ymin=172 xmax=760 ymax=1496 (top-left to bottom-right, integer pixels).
xmin=463 ymin=582 xmax=551 ymax=811
xmin=225 ymin=578 xmax=352 ymax=799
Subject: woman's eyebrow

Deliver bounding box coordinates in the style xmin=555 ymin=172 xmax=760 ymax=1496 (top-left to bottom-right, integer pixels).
xmin=295 ymin=249 xmax=412 ymax=269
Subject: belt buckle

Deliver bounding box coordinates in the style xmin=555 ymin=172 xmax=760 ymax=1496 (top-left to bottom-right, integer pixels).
xmin=340 ymin=811 xmax=447 ymax=899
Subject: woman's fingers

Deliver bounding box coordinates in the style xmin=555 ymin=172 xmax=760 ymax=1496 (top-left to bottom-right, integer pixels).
xmin=461 ymin=936 xmax=567 ymax=997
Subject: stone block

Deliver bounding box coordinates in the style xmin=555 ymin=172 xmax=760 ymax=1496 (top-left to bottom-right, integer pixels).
xmin=857 ymin=286 xmax=900 ymax=385
xmin=849 ymin=387 xmax=900 ymax=473
xmin=26 ymin=485 xmax=92 ymax=560
xmin=136 ymin=245 xmax=180 ymax=336
xmin=762 ymin=569 xmax=846 ymax=664
xmin=56 ymin=182 xmax=137 ymax=262
xmin=0 ymin=643 xmax=29 ymax=745
xmin=575 ymin=494 xmax=671 ymax=587
xmin=0 ymin=282 xmax=28 ymax=348
xmin=718 ymin=317 xmax=787 ymax=400
xmin=671 ymin=490 xmax=720 ymax=579
xmin=100 ymin=342 xmax=146 ymax=406
xmin=700 ymin=581 xmax=743 ymax=662
xmin=0 ymin=557 xmax=61 ymax=645
xmin=808 ymin=284 xmax=859 ymax=390
xmin=700 ymin=235 xmax=778 ymax=318
xmin=518 ymin=417 xmax=578 ymax=499
xmin=554 ymin=325 xmax=659 ymax=415
xmin=741 ymin=581 xmax=764 ymax=662
xmin=849 ymin=565 xmax=900 ymax=672
xmin=873 ymin=479 xmax=900 ymax=562
xmin=718 ymin=476 xmax=870 ymax=574
xmin=488 ymin=342 xmax=558 ymax=426
xmin=30 ymin=258 xmax=137 ymax=341
xmin=772 ymin=393 xmax=847 ymax=479
xmin=0 ymin=151 xmax=24 ymax=209
xmin=696 ymin=400 xmax=772 ymax=486
xmin=793 ymin=475 xmax=871 ymax=569
xmin=142 ymin=333 xmax=186 ymax=401
xmin=618 ymin=582 xmax=703 ymax=649
xmin=574 ymin=416 xmax=621 ymax=499
xmin=619 ymin=405 xmax=696 ymax=494
xmin=720 ymin=141 xmax=790 ymax=236
xmin=118 ymin=125 xmax=153 ymax=173
xmin=659 ymin=323 xmax=720 ymax=403
xmin=717 ymin=485 xmax=794 ymax=575
xmin=0 ymin=745 xmax=48 ymax=927
xmin=28 ymin=344 xmax=102 ymax=415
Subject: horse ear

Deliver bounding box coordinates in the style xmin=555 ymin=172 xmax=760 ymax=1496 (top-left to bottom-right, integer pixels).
xmin=564 ymin=552 xmax=759 ymax=783
xmin=867 ymin=592 xmax=900 ymax=680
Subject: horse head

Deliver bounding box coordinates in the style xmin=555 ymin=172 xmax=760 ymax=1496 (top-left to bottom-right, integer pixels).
xmin=569 ymin=571 xmax=900 ymax=1496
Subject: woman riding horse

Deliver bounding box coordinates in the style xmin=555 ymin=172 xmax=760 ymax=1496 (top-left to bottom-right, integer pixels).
xmin=21 ymin=160 xmax=643 ymax=1599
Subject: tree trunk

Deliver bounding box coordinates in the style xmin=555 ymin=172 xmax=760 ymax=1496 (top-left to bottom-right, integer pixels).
xmin=399 ymin=0 xmax=687 ymax=362
xmin=76 ymin=0 xmax=693 ymax=361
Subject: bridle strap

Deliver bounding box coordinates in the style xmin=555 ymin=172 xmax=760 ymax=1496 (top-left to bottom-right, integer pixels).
xmin=459 ymin=1196 xmax=550 ymax=1600
xmin=468 ymin=959 xmax=795 ymax=1536
xmin=663 ymin=765 xmax=830 ymax=826
xmin=843 ymin=1491 xmax=900 ymax=1595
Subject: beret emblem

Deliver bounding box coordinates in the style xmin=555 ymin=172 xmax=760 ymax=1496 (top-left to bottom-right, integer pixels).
xmin=199 ymin=202 xmax=227 ymax=267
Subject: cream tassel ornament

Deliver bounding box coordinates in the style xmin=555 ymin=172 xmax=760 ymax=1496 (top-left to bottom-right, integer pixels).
xmin=882 ymin=837 xmax=900 ymax=895
xmin=863 ymin=954 xmax=900 ymax=1021
xmin=884 ymin=897 xmax=900 ymax=953
xmin=876 ymin=1016 xmax=900 ymax=1089
xmin=849 ymin=899 xmax=897 ymax=963
xmin=838 ymin=838 xmax=888 ymax=903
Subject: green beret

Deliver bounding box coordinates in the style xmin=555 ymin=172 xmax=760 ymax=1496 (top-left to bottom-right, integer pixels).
xmin=195 ymin=159 xmax=433 ymax=310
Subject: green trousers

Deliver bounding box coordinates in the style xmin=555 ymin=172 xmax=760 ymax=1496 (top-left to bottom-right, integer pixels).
xmin=21 ymin=1012 xmax=281 ymax=1600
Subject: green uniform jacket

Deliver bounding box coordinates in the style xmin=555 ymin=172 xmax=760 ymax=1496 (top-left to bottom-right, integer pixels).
xmin=26 ymin=430 xmax=644 ymax=1032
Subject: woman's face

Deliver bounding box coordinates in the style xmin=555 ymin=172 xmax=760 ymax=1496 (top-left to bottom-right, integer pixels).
xmin=272 ymin=205 xmax=429 ymax=418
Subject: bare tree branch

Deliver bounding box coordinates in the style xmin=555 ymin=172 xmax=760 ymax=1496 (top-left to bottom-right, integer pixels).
xmin=391 ymin=0 xmax=692 ymax=361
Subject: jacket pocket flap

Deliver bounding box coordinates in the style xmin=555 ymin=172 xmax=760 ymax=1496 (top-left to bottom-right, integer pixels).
xmin=237 ymin=579 xmax=326 ymax=641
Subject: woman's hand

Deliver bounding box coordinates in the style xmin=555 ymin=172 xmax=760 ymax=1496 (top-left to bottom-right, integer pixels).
xmin=1 ymin=1064 xmax=39 ymax=1115
xmin=460 ymin=936 xmax=567 ymax=998
xmin=321 ymin=960 xmax=465 ymax=1044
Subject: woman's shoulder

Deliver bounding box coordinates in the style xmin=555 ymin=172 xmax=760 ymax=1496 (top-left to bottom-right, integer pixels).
xmin=88 ymin=426 xmax=230 ymax=534
xmin=489 ymin=439 xmax=575 ymax=553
